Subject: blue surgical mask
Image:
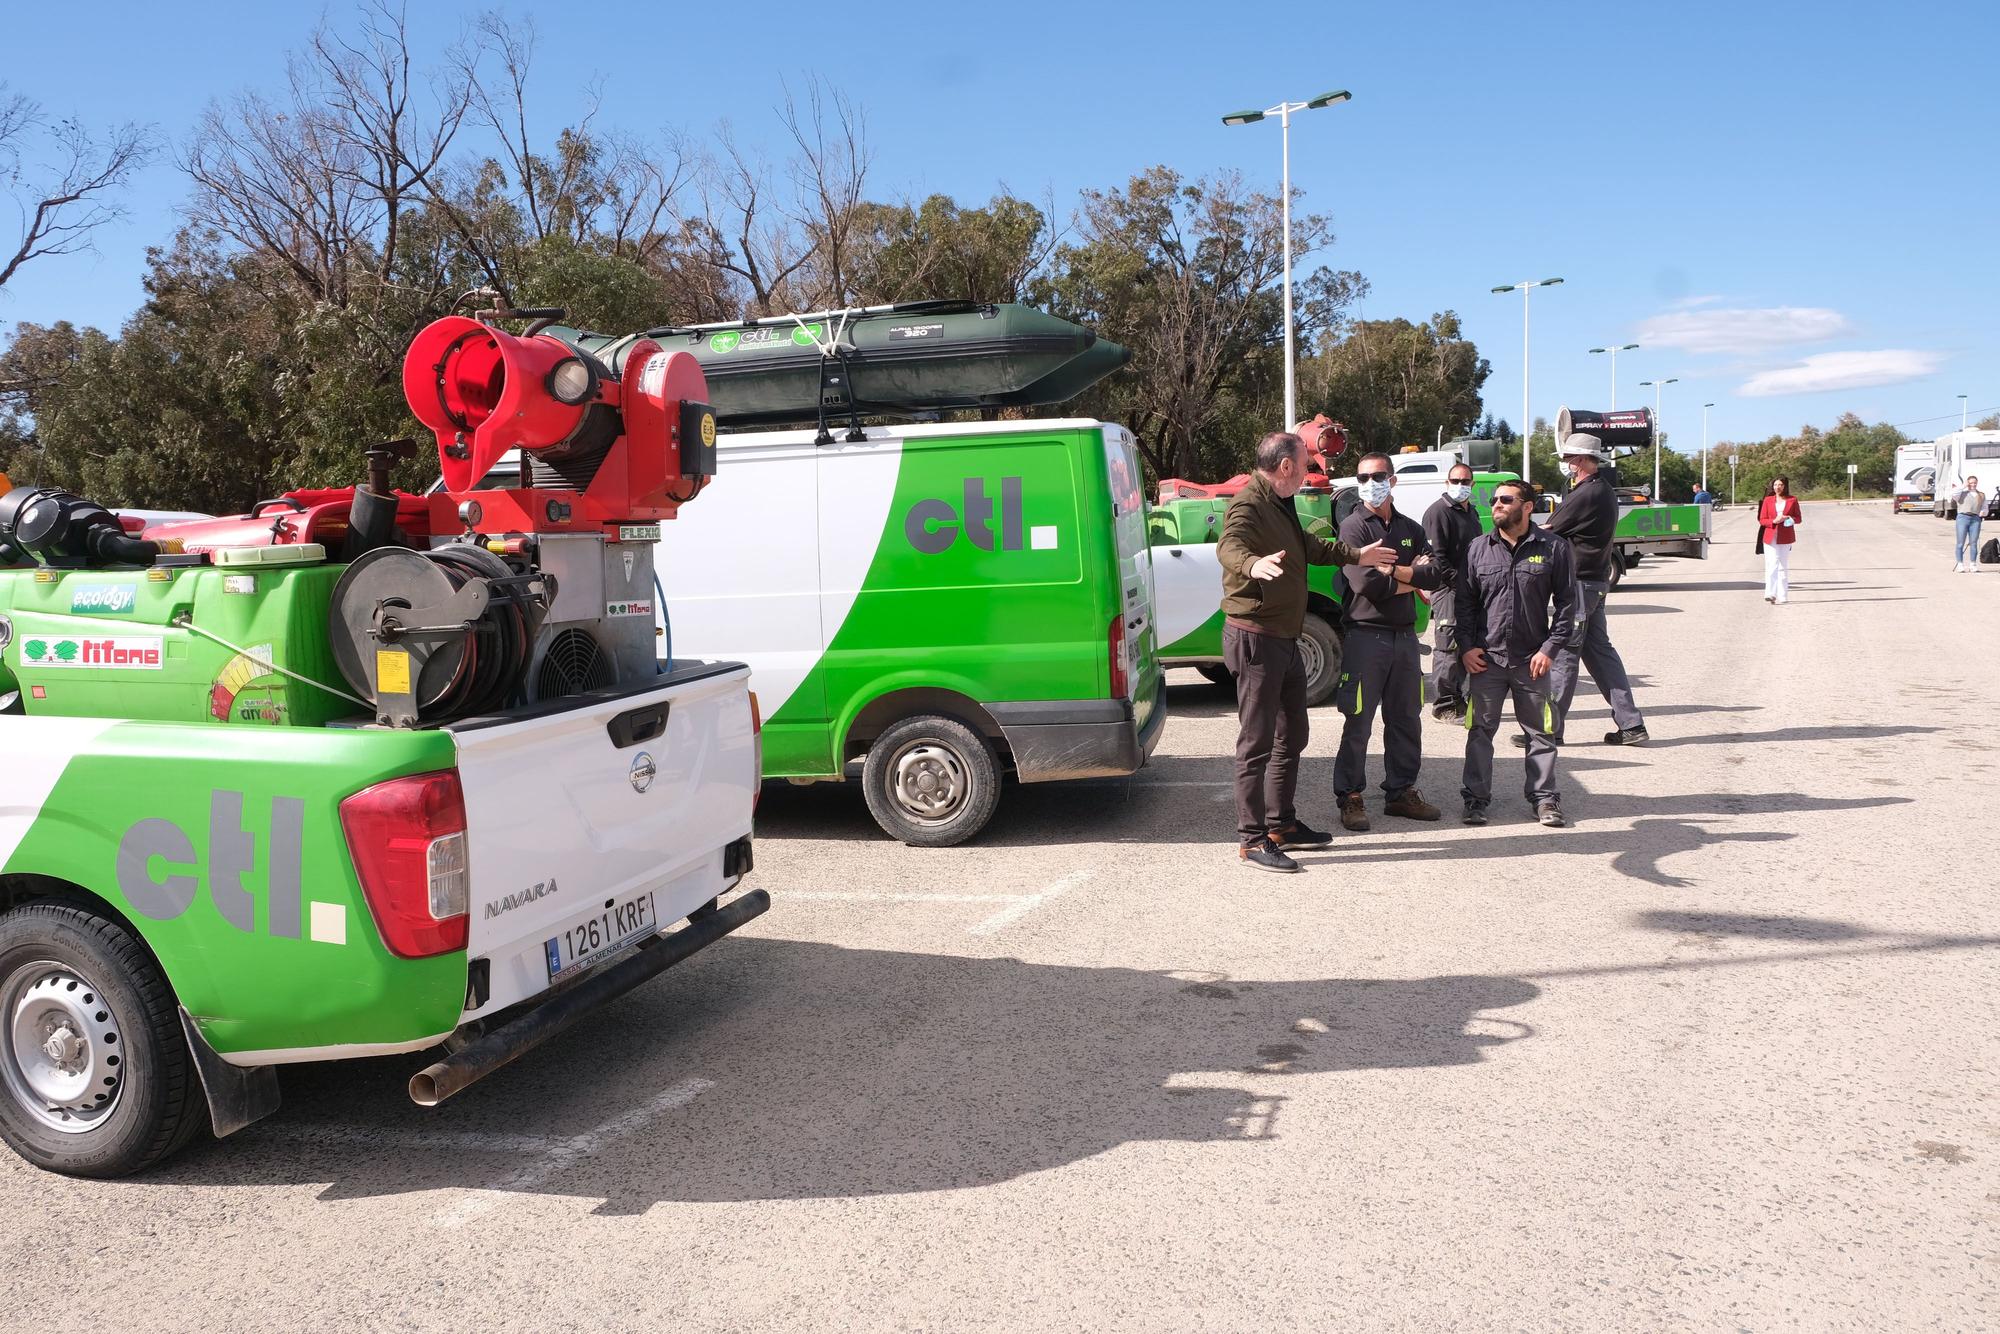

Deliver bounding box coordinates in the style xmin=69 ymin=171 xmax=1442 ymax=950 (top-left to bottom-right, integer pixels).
xmin=1444 ymin=482 xmax=1473 ymax=503
xmin=1359 ymin=479 xmax=1393 ymax=508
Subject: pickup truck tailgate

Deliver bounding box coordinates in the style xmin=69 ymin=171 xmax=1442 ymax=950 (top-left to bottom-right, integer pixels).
xmin=448 ymin=661 xmax=756 ymax=1016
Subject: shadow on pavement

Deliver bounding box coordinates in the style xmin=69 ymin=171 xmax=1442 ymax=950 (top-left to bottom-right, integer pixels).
xmin=144 ymin=920 xmax=2000 ymax=1210
xmin=1640 ymin=724 xmax=1942 ymax=749
xmin=1298 ymin=815 xmax=1794 ymax=888
xmin=152 ymin=941 xmax=1541 ymax=1205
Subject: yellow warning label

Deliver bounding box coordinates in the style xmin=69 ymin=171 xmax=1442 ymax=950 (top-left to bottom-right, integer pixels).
xmin=376 ymin=648 xmax=412 ymax=696
xmin=699 ymin=411 xmax=716 ymax=448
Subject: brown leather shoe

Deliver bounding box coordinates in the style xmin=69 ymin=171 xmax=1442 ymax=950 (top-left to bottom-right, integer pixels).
xmin=1383 ymin=788 xmax=1442 ymax=821
xmin=1338 ymin=793 xmax=1371 ymax=832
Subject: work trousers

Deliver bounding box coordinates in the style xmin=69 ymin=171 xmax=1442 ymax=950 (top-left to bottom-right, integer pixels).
xmin=1762 ymin=544 xmax=1792 ymax=602
xmin=1552 ymin=580 xmax=1644 ymax=737
xmin=1461 ymin=657 xmax=1560 ymax=806
xmin=1429 ymin=589 xmax=1465 ymax=708
xmin=1225 ymin=623 xmax=1308 ymax=846
xmin=1333 ymin=626 xmax=1423 ymax=799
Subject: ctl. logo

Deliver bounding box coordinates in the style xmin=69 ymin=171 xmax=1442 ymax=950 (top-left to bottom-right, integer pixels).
xmin=905 ymin=477 xmax=1028 ymax=554
xmin=117 ymin=790 xmax=347 ymax=944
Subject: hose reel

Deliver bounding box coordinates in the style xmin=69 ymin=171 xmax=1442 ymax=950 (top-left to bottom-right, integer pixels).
xmin=329 ymin=544 xmax=552 ymax=727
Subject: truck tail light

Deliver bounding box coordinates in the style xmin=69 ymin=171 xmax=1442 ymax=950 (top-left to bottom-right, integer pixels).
xmin=340 ymin=770 xmax=471 ymax=958
xmin=1108 ymin=613 xmax=1130 ymax=698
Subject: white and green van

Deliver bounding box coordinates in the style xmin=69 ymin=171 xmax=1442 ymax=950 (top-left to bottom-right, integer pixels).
xmin=654 ymin=418 xmax=1165 ymax=845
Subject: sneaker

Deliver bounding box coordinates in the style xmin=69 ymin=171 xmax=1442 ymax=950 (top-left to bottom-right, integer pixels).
xmin=1461 ymin=803 xmax=1489 ymax=826
xmin=1603 ymin=726 xmax=1649 ymax=746
xmin=1536 ymin=800 xmax=1566 ymax=828
xmin=1383 ymin=788 xmax=1442 ymax=821
xmin=1338 ymin=793 xmax=1371 ymax=832
xmin=1432 ymin=702 xmax=1462 ymax=723
xmin=1238 ymin=838 xmax=1301 ymax=873
xmin=1272 ymin=819 xmax=1333 ymax=850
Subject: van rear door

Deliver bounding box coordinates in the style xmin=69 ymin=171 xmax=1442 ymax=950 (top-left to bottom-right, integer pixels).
xmin=1102 ymin=425 xmax=1161 ymax=732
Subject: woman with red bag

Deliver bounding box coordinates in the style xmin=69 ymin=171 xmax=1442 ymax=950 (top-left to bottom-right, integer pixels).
xmin=1757 ymin=475 xmax=1803 ymax=604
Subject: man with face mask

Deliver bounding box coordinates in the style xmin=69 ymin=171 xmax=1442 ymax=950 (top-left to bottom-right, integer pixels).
xmin=1218 ymin=432 xmax=1398 ymax=872
xmin=1540 ymin=433 xmax=1649 ymax=746
xmin=1332 ymin=452 xmax=1446 ymax=831
xmin=1422 ymin=462 xmax=1484 ymax=722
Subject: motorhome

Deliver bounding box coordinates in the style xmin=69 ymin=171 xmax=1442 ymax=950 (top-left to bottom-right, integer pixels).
xmin=1929 ymin=431 xmax=2000 ymax=518
xmin=1893 ymin=442 xmax=1936 ymax=514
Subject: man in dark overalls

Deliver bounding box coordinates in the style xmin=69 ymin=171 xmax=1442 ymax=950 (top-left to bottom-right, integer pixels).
xmin=1422 ymin=460 xmax=1485 ymax=722
xmin=1332 ymin=452 xmax=1446 ymax=831
xmin=1458 ymin=478 xmax=1579 ymax=827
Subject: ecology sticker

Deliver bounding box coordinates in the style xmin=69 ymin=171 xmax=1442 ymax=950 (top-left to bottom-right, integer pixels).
xmin=69 ymin=584 xmax=138 ymax=614
xmin=21 ymin=636 xmax=164 ymax=669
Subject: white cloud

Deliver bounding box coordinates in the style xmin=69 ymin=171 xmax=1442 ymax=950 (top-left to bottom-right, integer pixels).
xmin=1634 ymin=306 xmax=1851 ymax=356
xmin=1737 ymin=350 xmax=1944 ymax=398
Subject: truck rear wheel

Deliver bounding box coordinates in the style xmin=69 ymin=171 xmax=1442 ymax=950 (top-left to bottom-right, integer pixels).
xmin=1300 ymin=612 xmax=1343 ymax=708
xmin=1194 ymin=665 xmax=1233 ymax=690
xmin=1608 ymin=550 xmax=1625 ymax=588
xmin=862 ymin=714 xmax=1001 ymax=847
xmin=0 ymin=903 xmax=205 ymax=1177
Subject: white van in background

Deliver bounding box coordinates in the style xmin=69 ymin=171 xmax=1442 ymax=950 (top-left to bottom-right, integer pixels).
xmin=1893 ymin=442 xmax=1935 ymax=514
xmin=1929 ymin=431 xmax=2000 ymax=519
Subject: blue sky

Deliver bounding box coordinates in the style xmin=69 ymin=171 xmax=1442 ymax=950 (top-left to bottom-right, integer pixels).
xmin=5 ymin=0 xmax=1996 ymax=450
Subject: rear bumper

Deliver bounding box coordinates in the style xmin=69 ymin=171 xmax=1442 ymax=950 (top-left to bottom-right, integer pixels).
xmin=990 ymin=692 xmax=1166 ymax=783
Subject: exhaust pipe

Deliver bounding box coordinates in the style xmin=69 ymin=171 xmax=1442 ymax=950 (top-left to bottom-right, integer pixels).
xmin=409 ymin=888 xmax=769 ymax=1107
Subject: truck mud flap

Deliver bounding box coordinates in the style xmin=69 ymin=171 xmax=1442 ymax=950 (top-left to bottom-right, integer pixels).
xmin=180 ymin=1007 xmax=282 ymax=1138
xmin=408 ymin=888 xmax=770 ymax=1107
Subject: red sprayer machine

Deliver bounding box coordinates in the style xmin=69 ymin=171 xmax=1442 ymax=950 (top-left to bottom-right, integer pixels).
xmin=91 ymin=299 xmax=719 ymax=728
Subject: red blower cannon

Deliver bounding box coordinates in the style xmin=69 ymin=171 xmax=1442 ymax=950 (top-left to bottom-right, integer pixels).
xmin=405 ymin=311 xmax=718 ymax=535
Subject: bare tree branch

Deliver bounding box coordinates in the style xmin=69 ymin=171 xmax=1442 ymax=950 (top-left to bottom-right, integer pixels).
xmin=0 ymin=86 xmax=156 ymax=293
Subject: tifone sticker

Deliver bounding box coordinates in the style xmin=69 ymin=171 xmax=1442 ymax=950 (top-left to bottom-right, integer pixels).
xmin=20 ymin=636 xmax=164 ymax=669
xmin=607 ymin=600 xmax=654 ymax=618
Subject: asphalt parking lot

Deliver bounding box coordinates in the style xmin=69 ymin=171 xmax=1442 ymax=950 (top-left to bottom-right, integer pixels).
xmin=3 ymin=502 xmax=1995 ymax=1331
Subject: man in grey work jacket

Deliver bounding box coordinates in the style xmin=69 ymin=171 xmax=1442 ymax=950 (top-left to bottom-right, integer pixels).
xmin=1542 ymin=432 xmax=1649 ymax=746
xmin=1217 ymin=432 xmax=1398 ymax=872
xmin=1457 ymin=478 xmax=1579 ymax=828
xmin=1333 ymin=452 xmax=1446 ymax=832
xmin=1421 ymin=460 xmax=1485 ymax=722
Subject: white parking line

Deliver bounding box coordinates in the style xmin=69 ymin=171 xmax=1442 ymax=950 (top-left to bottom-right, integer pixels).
xmin=967 ymin=870 xmax=1094 ymax=936
xmin=429 ymin=1076 xmax=713 ymax=1229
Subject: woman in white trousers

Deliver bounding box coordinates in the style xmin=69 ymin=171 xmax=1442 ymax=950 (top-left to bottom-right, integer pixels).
xmin=1757 ymin=476 xmax=1802 ymax=604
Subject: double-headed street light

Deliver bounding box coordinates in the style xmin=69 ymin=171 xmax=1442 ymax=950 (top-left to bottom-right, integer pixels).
xmin=1223 ymin=89 xmax=1352 ymax=431
xmin=1589 ymin=342 xmax=1640 ymax=409
xmin=1702 ymin=401 xmax=1716 ymax=492
xmin=1959 ymin=394 xmax=1969 ymax=432
xmin=1638 ymin=377 xmax=1679 ymax=499
xmin=1494 ymin=278 xmax=1564 ymax=479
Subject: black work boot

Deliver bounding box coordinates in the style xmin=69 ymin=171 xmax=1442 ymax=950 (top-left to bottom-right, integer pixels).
xmin=1536 ymin=799 xmax=1566 ymax=828
xmin=1603 ymin=726 xmax=1650 ymax=746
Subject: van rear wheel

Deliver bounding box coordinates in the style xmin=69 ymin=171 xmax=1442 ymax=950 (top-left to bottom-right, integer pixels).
xmin=1194 ymin=665 xmax=1234 ymax=690
xmin=0 ymin=903 xmax=205 ymax=1177
xmin=862 ymin=715 xmax=1001 ymax=847
xmin=1300 ymin=612 xmax=1342 ymax=708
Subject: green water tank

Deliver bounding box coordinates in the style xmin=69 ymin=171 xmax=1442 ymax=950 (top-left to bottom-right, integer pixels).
xmin=0 ymin=549 xmax=355 ymax=726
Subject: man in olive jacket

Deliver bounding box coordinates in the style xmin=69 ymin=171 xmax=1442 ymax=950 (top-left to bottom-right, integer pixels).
xmin=1216 ymin=432 xmax=1396 ymax=872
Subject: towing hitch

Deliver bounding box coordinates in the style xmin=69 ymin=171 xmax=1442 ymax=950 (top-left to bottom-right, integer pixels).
xmin=408 ymin=888 xmax=770 ymax=1106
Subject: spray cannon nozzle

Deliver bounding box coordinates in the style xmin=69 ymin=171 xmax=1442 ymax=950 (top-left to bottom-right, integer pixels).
xmin=403 ymin=315 xmax=718 ymax=524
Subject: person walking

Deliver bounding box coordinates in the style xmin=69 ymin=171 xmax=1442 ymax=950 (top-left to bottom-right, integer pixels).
xmin=1543 ymin=433 xmax=1649 ymax=746
xmin=1422 ymin=461 xmax=1485 ymax=723
xmin=1952 ymin=475 xmax=1985 ymax=572
xmin=1333 ymin=453 xmax=1446 ymax=832
xmin=1457 ymin=479 xmax=1578 ymax=828
xmin=1217 ymin=431 xmax=1397 ymax=872
xmin=1757 ymin=475 xmax=1803 ymax=602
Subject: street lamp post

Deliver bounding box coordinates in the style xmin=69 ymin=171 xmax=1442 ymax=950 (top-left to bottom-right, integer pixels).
xmin=1493 ymin=278 xmax=1564 ymax=480
xmin=1638 ymin=377 xmax=1679 ymax=499
xmin=1701 ymin=401 xmax=1715 ymax=493
xmin=1223 ymin=90 xmax=1352 ymax=432
xmin=1588 ymin=342 xmax=1640 ymax=410
xmin=1959 ymin=394 xmax=1969 ymax=432
xmin=1729 ymin=454 xmax=1739 ymax=506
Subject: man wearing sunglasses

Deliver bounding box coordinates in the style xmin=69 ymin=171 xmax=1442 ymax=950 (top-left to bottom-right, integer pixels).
xmin=1456 ymin=478 xmax=1578 ymax=827
xmin=1219 ymin=431 xmax=1399 ymax=872
xmin=1332 ymin=452 xmax=1447 ymax=832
